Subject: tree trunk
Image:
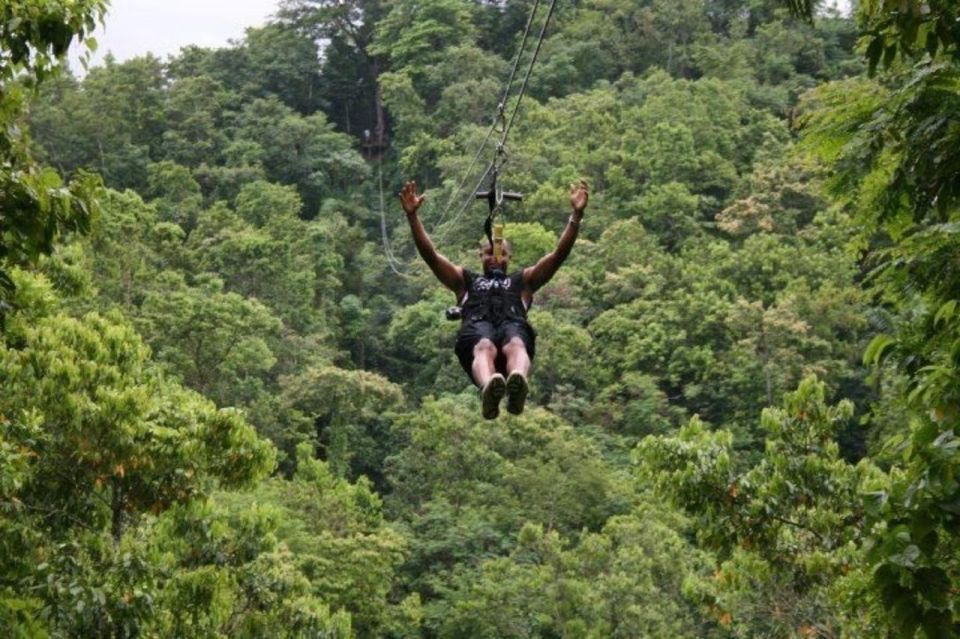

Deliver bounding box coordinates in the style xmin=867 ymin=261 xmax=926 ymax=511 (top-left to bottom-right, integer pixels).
xmin=760 ymin=329 xmax=773 ymax=406
xmin=111 ymin=478 xmax=124 ymax=547
xmin=371 ymin=57 xmax=386 ymax=148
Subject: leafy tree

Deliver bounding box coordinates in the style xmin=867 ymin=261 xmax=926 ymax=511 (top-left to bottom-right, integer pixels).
xmin=385 ymin=290 xmax=463 ymax=394
xmin=589 ymin=371 xmax=681 ymax=439
xmin=386 ymin=396 xmax=634 ymax=631
xmin=241 ymin=24 xmax=326 ymax=115
xmin=210 ymin=442 xmax=419 ymax=637
xmin=189 ymin=182 xmax=325 ymax=331
xmin=160 ymin=75 xmax=233 ymax=168
xmin=148 ymin=500 xmax=354 ymax=638
xmin=82 ymin=189 xmax=162 ymax=309
xmin=279 ymin=0 xmax=392 ymax=143
xmin=234 ymin=179 xmax=303 ymax=225
xmin=34 ymin=55 xmax=167 ymax=189
xmin=372 ymin=0 xmax=474 ymax=73
xmin=280 ymin=365 xmax=403 ymax=479
xmin=524 ymin=308 xmax=594 ymax=407
xmin=797 ymin=4 xmax=960 ymax=632
xmin=1 ymin=291 xmax=275 ymax=539
xmin=0 ymin=271 xmax=275 ymax=635
xmin=0 ymin=0 xmax=105 ymax=316
xmin=439 ymin=512 xmax=715 ymax=638
xmin=235 ymin=98 xmax=369 ymax=214
xmin=633 ymin=180 xmax=702 ymax=251
xmin=856 ymin=0 xmax=960 ymax=74
xmin=136 ymin=272 xmax=282 ymax=409
xmin=0 ymin=0 xmax=105 ymax=84
xmin=637 ymin=377 xmax=885 ymax=637
xmin=145 ymin=161 xmax=204 ymax=231
xmin=716 ymin=151 xmax=824 ymax=237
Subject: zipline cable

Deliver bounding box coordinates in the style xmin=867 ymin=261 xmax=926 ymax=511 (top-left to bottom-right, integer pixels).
xmin=430 ymin=0 xmax=543 ymax=231
xmin=381 ymin=0 xmax=557 ymax=253
xmin=497 ymin=0 xmax=544 ymax=120
xmin=437 ymin=0 xmax=558 ymax=245
xmin=433 ymin=160 xmax=496 ymax=244
xmin=428 ymin=130 xmax=498 ymax=235
xmin=499 ymin=0 xmax=558 ymax=150
xmin=435 ymin=0 xmax=558 ymax=242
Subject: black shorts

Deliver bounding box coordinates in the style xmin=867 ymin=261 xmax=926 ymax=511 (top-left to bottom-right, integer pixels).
xmin=455 ymin=318 xmax=536 ymax=382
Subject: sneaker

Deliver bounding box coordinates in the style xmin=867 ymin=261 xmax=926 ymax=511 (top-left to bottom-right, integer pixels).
xmin=481 ymin=374 xmax=507 ymax=420
xmin=505 ymin=371 xmax=529 ymax=415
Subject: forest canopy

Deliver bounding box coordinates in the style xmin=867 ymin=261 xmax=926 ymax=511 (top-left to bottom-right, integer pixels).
xmin=1 ymin=0 xmax=958 ymax=637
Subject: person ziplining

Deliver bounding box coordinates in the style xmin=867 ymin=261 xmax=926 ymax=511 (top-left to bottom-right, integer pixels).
xmin=399 ymin=179 xmax=588 ymax=419
xmin=384 ymin=0 xmax=578 ymax=420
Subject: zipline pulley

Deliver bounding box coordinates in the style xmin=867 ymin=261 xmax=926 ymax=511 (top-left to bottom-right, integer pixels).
xmin=476 ymin=149 xmax=522 ymax=260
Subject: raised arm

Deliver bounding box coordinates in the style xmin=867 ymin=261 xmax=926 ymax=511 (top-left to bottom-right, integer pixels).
xmin=523 ymin=180 xmax=588 ymax=292
xmin=399 ymin=181 xmax=465 ymax=298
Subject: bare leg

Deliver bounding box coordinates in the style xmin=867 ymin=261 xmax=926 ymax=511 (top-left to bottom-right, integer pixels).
xmin=502 ymin=337 xmax=530 ymax=377
xmin=471 ymin=338 xmax=498 ymax=387
xmin=473 ymin=338 xmax=506 ymax=419
xmin=502 ymin=337 xmax=530 ymax=415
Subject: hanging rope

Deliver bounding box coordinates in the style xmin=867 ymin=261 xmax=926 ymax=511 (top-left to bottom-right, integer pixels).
xmin=377 ymin=152 xmax=415 ymax=279
xmin=474 ymin=0 xmax=559 ymax=250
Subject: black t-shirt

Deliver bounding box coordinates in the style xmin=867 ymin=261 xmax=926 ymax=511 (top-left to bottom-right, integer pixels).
xmin=460 ymin=269 xmax=528 ymax=324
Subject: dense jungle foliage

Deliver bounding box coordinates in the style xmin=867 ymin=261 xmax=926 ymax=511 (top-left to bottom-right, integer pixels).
xmin=2 ymin=0 xmax=958 ymax=636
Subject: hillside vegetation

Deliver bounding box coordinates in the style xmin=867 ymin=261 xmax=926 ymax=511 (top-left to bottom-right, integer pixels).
xmin=1 ymin=0 xmax=958 ymax=636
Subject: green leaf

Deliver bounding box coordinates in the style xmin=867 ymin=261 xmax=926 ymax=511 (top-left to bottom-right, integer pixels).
xmin=931 ymin=429 xmax=957 ymax=450
xmin=915 ymin=567 xmax=951 ymax=609
xmin=864 ymin=333 xmax=896 ymax=366
xmin=888 ymin=544 xmax=920 ymax=568
xmin=940 ymin=498 xmax=960 ymax=515
xmin=892 ymin=598 xmax=922 ymax=637
xmin=867 ymin=36 xmax=884 ymax=75
xmin=883 ymin=44 xmax=898 ymax=69
xmin=920 ymin=610 xmax=954 ymax=639
xmin=864 ymin=490 xmax=889 ymax=517
xmin=933 ymin=300 xmax=957 ymax=327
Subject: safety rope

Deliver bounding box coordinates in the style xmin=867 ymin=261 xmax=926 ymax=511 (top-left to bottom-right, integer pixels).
xmin=433 ymin=158 xmax=495 ymax=244
xmin=381 ymin=0 xmax=558 ymax=266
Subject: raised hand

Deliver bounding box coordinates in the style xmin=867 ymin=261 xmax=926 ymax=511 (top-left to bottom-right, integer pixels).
xmin=570 ymin=179 xmax=589 ymax=215
xmin=399 ymin=180 xmax=426 ymax=216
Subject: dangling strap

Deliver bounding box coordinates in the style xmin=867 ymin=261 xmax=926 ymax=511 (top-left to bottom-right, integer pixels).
xmin=493 ymin=222 xmax=504 ymax=261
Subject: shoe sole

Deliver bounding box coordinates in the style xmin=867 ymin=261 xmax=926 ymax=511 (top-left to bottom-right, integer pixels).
xmin=482 ymin=375 xmax=506 ymax=420
xmin=506 ymin=372 xmax=528 ymax=415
